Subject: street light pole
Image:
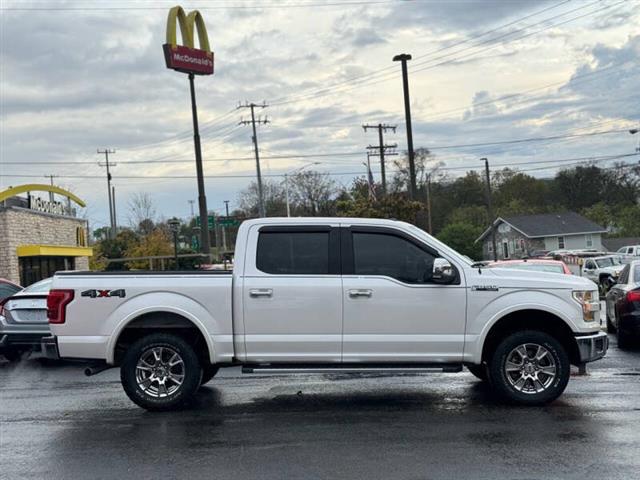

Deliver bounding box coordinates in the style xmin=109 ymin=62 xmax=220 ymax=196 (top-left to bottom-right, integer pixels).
xmin=284 ymin=162 xmax=320 ymax=217
xmin=188 ymin=73 xmax=211 ymax=257
xmin=393 ymin=53 xmax=416 ymax=200
xmin=481 ymin=158 xmax=498 ymax=261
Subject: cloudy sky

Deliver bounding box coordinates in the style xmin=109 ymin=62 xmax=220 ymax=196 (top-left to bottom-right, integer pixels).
xmin=1 ymin=0 xmax=639 ymax=229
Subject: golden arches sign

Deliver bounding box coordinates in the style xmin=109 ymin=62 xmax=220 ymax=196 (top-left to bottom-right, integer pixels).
xmin=0 ymin=184 xmax=86 ymax=208
xmin=163 ymin=5 xmax=214 ymax=75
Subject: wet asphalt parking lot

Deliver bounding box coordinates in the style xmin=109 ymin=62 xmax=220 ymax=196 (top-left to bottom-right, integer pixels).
xmin=1 ymin=334 xmax=639 ymax=480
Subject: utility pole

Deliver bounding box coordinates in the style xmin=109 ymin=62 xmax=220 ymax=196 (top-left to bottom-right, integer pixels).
xmin=112 ymin=185 xmax=117 ymax=234
xmin=238 ymin=102 xmax=269 ymax=217
xmin=44 ymin=174 xmax=58 ymax=202
xmin=188 ymin=72 xmax=212 ymax=257
xmin=97 ymin=149 xmax=116 ymax=239
xmin=393 ymin=54 xmax=417 ymax=199
xmin=481 ymin=157 xmax=498 ymax=261
xmin=363 ymin=124 xmax=396 ymax=194
xmin=366 ymin=143 xmax=398 ymax=193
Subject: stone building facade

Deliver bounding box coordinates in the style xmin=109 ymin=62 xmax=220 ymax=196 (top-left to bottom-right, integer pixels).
xmin=0 ymin=185 xmax=91 ymax=286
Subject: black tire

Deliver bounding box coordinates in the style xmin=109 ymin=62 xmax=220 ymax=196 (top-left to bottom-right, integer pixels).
xmin=200 ymin=365 xmax=219 ymax=386
xmin=120 ymin=333 xmax=202 ymax=411
xmin=606 ymin=314 xmax=617 ymax=334
xmin=466 ymin=364 xmax=489 ymax=382
xmin=488 ymin=330 xmax=570 ymax=406
xmin=617 ymin=328 xmax=632 ymax=350
xmin=1 ymin=347 xmax=23 ymax=362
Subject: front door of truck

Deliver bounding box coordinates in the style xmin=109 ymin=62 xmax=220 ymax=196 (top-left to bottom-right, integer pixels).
xmin=241 ymin=225 xmax=343 ymax=363
xmin=341 ymin=227 xmax=467 ymax=363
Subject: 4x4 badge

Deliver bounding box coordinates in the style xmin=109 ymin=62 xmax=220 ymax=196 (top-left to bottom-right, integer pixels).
xmin=81 ymin=289 xmax=126 ymax=298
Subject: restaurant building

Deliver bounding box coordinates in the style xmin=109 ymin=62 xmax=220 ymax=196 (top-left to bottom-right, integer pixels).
xmin=0 ymin=184 xmax=92 ymax=286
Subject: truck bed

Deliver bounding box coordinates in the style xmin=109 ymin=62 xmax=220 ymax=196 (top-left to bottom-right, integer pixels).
xmin=50 ymin=270 xmax=234 ymax=364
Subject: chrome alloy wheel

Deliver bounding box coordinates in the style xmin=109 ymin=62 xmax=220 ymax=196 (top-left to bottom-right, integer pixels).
xmin=135 ymin=346 xmax=185 ymax=398
xmin=504 ymin=343 xmax=557 ymax=394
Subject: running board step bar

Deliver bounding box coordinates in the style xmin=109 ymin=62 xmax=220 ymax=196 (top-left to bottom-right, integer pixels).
xmin=242 ymin=364 xmax=463 ymax=374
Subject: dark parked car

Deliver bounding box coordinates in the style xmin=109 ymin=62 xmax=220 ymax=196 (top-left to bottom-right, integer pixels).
xmin=0 ymin=278 xmax=22 ymax=302
xmin=0 ymin=278 xmax=52 ymax=361
xmin=605 ymin=261 xmax=640 ymax=349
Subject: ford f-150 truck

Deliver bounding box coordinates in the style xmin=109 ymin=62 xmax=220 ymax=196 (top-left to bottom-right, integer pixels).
xmin=43 ymin=218 xmax=608 ymax=411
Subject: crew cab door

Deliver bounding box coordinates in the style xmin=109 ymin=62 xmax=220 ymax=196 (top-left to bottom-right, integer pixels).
xmin=341 ymin=226 xmax=467 ymax=363
xmin=241 ymin=225 xmax=343 ymax=362
xmin=583 ymin=259 xmax=598 ymax=282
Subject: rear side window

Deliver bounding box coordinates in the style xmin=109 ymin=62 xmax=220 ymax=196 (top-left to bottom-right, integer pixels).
xmin=0 ymin=283 xmax=21 ymax=301
xmin=352 ymin=232 xmax=437 ymax=284
xmin=633 ymin=266 xmax=640 ymax=284
xmin=257 ymin=231 xmax=330 ymax=275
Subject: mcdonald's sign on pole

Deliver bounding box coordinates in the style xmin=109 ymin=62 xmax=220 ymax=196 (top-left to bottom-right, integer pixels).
xmin=162 ymin=5 xmax=214 ymax=256
xmin=163 ymin=6 xmax=214 ymax=75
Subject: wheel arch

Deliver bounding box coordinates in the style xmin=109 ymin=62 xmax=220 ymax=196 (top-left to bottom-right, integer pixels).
xmin=480 ymin=308 xmax=581 ymax=366
xmin=108 ymin=308 xmax=215 ymax=366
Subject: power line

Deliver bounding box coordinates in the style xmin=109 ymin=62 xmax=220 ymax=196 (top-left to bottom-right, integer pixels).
xmin=4 ymin=127 xmax=632 ymax=167
xmin=5 ymin=153 xmax=637 ymax=180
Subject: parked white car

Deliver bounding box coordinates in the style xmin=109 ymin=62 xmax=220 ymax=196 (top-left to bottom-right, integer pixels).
xmin=44 ymin=218 xmax=608 ymax=410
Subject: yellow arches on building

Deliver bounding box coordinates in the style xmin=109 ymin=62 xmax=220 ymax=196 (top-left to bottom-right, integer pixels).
xmin=0 ymin=184 xmax=86 ymax=208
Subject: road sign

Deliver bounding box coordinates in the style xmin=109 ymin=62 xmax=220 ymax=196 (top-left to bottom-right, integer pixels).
xmin=218 ymin=216 xmax=239 ymax=227
xmin=195 ymin=215 xmax=215 ymax=229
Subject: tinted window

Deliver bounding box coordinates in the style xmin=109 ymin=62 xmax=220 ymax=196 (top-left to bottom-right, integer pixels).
xmin=353 ymin=232 xmax=437 ymax=284
xmin=0 ymin=284 xmax=21 ymax=301
xmin=257 ymin=232 xmax=329 ymax=275
xmin=633 ymin=266 xmax=640 ymax=284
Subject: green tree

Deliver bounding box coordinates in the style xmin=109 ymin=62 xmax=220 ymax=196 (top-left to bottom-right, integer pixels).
xmin=437 ymin=223 xmax=483 ymax=260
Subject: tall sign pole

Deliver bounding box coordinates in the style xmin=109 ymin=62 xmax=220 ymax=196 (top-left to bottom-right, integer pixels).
xmin=163 ymin=6 xmax=215 ymax=257
xmin=393 ymin=54 xmax=416 ymax=200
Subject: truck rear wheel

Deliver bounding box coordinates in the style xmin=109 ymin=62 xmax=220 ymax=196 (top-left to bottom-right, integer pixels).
xmin=488 ymin=330 xmax=570 ymax=406
xmin=120 ymin=333 xmax=202 ymax=411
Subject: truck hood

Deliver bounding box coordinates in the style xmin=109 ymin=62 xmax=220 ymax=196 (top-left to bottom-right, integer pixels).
xmin=600 ymin=265 xmax=625 ymax=276
xmin=481 ymin=267 xmax=596 ymax=290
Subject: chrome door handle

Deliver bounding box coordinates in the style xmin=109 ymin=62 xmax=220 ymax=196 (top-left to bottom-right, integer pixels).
xmin=348 ymin=289 xmax=372 ymax=298
xmin=249 ymin=288 xmax=273 ymax=298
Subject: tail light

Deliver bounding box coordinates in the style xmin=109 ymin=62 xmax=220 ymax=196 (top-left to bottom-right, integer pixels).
xmin=0 ymin=297 xmax=9 ymax=317
xmin=626 ymin=290 xmax=640 ymax=303
xmin=47 ymin=289 xmax=74 ymax=324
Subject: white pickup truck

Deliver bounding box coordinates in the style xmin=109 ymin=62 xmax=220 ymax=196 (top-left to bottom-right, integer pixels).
xmin=43 ymin=218 xmax=608 ymax=410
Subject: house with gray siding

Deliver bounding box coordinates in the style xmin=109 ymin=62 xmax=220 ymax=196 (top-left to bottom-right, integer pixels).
xmin=476 ymin=212 xmax=606 ymax=260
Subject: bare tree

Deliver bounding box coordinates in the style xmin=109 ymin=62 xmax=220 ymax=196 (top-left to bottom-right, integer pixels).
xmin=238 ymin=180 xmax=287 ymax=217
xmin=287 ymin=170 xmax=338 ymax=216
xmin=128 ymin=192 xmax=156 ymax=234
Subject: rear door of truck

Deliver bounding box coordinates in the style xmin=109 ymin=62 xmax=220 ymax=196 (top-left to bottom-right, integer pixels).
xmin=241 ymin=224 xmax=343 ymax=362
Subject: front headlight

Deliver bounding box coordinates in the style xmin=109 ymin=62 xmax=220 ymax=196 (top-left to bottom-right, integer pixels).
xmin=572 ymin=290 xmax=600 ymax=322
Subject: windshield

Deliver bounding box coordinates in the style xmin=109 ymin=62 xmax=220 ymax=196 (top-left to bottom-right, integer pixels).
xmin=23 ymin=277 xmax=53 ymax=293
xmin=492 ymin=263 xmax=565 ymax=274
xmin=596 ymin=258 xmax=615 ymax=268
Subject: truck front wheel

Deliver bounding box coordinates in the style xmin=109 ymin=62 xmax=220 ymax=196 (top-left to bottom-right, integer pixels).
xmin=120 ymin=333 xmax=202 ymax=411
xmin=488 ymin=330 xmax=570 ymax=406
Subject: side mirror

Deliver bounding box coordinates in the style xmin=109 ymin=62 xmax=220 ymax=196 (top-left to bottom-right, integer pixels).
xmin=432 ymin=258 xmax=456 ymax=284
